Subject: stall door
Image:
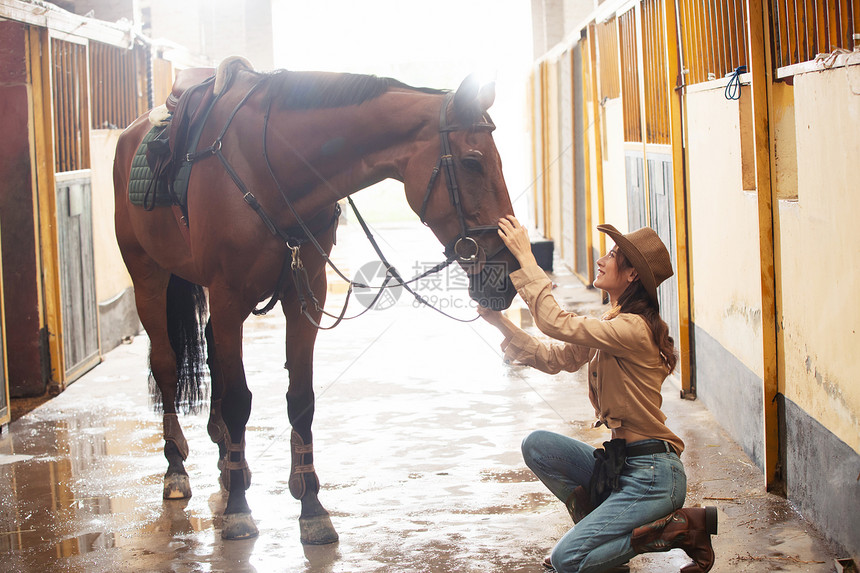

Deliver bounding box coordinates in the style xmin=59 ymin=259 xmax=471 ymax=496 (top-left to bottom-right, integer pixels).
xmin=51 ymin=37 xmax=100 ymax=381
xmin=572 ymin=43 xmax=589 ymax=279
xmin=625 ymin=151 xmax=646 ymax=231
xmin=560 ymin=51 xmax=575 ymax=270
xmin=56 ymin=173 xmax=99 ymax=380
xmin=648 ymin=154 xmax=679 ymax=343
xmin=619 ymin=1 xmax=680 ymax=347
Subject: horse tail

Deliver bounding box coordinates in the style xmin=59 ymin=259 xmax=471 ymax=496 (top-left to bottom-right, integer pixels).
xmin=151 ymin=274 xmax=209 ymax=414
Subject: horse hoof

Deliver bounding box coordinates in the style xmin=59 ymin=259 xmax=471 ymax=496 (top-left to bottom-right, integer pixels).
xmin=221 ymin=513 xmax=260 ymax=539
xmin=221 ymin=512 xmax=259 ymax=540
xmin=300 ymin=514 xmax=339 ymax=545
xmin=163 ymin=474 xmax=192 ymax=499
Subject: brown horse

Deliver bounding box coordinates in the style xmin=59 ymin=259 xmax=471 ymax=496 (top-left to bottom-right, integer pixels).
xmin=113 ymin=62 xmax=519 ymax=544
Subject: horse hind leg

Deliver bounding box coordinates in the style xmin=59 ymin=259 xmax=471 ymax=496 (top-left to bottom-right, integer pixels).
xmin=129 ymin=267 xmax=204 ymax=499
xmin=160 ymin=274 xmax=209 ymax=499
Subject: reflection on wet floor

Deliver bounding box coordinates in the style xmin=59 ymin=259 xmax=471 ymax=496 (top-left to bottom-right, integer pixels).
xmin=0 ymin=223 xmax=842 ymax=573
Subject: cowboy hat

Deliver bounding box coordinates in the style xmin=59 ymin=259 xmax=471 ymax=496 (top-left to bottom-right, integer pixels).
xmin=597 ymin=224 xmax=673 ymax=303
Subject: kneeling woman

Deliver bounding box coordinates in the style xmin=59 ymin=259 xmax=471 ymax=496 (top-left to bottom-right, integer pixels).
xmin=479 ymin=216 xmax=717 ymax=573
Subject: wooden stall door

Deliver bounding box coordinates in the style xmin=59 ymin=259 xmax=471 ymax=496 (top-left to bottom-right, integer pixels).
xmin=620 ymin=0 xmax=681 ymax=349
xmin=572 ymin=43 xmax=590 ymax=280
xmin=51 ymin=37 xmax=100 ymax=382
xmin=625 ymin=150 xmax=647 ymax=230
xmin=648 ymin=154 xmax=679 ymax=343
xmin=55 ymin=173 xmax=100 ymax=380
xmin=560 ymin=50 xmax=575 ymax=270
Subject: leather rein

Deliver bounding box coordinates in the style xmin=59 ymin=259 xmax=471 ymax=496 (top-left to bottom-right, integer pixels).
xmin=191 ymin=84 xmax=503 ymax=328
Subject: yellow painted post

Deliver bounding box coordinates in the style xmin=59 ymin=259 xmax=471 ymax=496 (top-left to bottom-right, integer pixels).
xmin=567 ymin=49 xmax=580 ymax=273
xmin=588 ymin=24 xmax=607 ymax=268
xmin=746 ymin=0 xmax=782 ymax=490
xmin=581 ymin=36 xmax=594 ymax=274
xmin=541 ymin=61 xmax=551 ymax=237
xmin=0 ymin=224 xmax=7 ymax=428
xmin=528 ymin=72 xmax=538 ymax=226
xmin=27 ymin=27 xmax=66 ymax=389
xmin=662 ymin=0 xmax=694 ymax=397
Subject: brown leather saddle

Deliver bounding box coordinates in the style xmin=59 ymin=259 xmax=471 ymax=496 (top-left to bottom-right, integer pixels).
xmin=143 ymin=66 xmax=236 ymax=214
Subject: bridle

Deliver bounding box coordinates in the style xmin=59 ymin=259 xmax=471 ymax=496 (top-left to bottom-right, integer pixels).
xmin=419 ymin=92 xmax=507 ymax=265
xmin=192 ymin=81 xmax=509 ymax=327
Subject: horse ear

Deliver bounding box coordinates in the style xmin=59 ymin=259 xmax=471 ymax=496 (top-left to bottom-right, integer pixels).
xmin=454 ymin=74 xmax=480 ymax=105
xmin=453 ymin=74 xmax=481 ymax=122
xmin=478 ymin=82 xmax=495 ymax=111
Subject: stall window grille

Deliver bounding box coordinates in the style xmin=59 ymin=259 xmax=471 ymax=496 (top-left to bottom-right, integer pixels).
xmin=90 ymin=42 xmax=145 ymax=130
xmin=771 ymin=0 xmax=860 ymax=68
xmin=51 ymin=38 xmax=90 ymax=173
xmin=597 ymin=17 xmax=621 ymax=99
xmin=642 ymin=0 xmax=671 ymax=145
xmin=678 ymin=0 xmax=749 ymax=85
xmin=620 ymin=9 xmax=642 ymax=142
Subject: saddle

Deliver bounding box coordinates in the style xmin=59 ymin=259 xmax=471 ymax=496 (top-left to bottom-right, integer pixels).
xmin=135 ymin=57 xmax=252 ymax=213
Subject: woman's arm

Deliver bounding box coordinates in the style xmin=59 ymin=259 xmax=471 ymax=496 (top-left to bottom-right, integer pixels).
xmin=512 ymin=265 xmax=650 ymax=356
xmin=491 ymin=215 xmax=650 ymax=357
xmin=478 ymin=307 xmax=592 ymax=374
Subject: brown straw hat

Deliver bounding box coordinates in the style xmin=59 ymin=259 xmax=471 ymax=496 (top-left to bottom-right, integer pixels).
xmin=597 ymin=224 xmax=673 ymax=303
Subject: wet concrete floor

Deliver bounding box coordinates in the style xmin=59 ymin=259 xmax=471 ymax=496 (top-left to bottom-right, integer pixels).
xmin=0 ymin=220 xmax=845 ymax=572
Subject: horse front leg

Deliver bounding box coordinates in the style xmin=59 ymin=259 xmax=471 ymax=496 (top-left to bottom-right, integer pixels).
xmin=208 ymin=289 xmax=258 ymax=540
xmin=283 ymin=256 xmax=339 ymax=545
xmin=204 ymin=319 xmax=230 ymax=478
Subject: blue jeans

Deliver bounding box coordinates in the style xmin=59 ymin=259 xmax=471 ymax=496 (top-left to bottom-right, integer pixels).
xmin=521 ymin=430 xmax=686 ymax=573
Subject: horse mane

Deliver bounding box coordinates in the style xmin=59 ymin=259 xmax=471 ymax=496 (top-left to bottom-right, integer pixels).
xmin=262 ymin=69 xmax=446 ymax=110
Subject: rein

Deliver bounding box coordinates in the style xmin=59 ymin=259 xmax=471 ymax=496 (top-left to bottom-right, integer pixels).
xmin=192 ymin=82 xmax=497 ymax=327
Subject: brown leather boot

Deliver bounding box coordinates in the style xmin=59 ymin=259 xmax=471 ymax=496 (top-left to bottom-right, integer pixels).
xmin=564 ymin=485 xmax=593 ymax=524
xmin=630 ymin=506 xmax=718 ymax=572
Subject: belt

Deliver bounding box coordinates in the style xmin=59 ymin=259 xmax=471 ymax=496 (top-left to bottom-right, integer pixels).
xmin=626 ymin=440 xmax=676 ymax=457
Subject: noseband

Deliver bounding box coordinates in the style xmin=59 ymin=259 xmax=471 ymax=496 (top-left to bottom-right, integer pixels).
xmin=418 ymin=92 xmax=504 ymax=263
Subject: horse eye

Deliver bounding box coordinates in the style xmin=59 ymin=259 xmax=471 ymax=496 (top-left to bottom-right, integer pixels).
xmin=461 ymin=151 xmax=484 ymax=173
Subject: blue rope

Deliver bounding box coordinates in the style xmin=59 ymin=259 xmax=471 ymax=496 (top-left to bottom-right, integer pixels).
xmin=724 ymin=65 xmax=747 ymax=100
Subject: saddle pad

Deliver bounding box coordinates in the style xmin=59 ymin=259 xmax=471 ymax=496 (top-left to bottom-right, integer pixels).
xmin=128 ymin=126 xmax=173 ymax=208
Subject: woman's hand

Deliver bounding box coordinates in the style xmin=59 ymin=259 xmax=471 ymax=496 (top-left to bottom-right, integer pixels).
xmin=477 ymin=305 xmax=517 ymax=337
xmin=477 ymin=305 xmax=505 ymax=327
xmin=498 ymin=216 xmax=538 ymax=268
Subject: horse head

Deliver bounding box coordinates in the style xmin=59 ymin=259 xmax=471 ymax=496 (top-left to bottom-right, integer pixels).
xmin=403 ymin=74 xmax=520 ymax=311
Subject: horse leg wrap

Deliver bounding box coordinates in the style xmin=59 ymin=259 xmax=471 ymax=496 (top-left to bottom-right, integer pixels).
xmin=220 ymin=436 xmax=252 ymax=491
xmin=207 ymin=400 xmax=228 ymax=444
xmin=163 ymin=413 xmax=190 ymax=460
xmin=290 ymin=430 xmax=316 ymax=499
xmin=162 ymin=413 xmax=192 ymax=499
xmin=207 ymin=400 xmax=229 ymax=466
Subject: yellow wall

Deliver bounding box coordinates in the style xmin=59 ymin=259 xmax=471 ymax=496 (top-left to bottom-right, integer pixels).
xmin=89 ymin=130 xmax=133 ymax=304
xmin=685 ymin=87 xmax=764 ymax=378
xmin=777 ymin=66 xmax=860 ymax=454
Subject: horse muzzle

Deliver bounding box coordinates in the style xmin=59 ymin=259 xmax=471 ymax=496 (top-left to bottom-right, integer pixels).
xmin=465 ymin=250 xmax=519 ymax=311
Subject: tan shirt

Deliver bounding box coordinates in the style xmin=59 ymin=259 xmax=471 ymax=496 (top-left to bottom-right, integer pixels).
xmin=502 ymin=264 xmax=685 ymax=455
